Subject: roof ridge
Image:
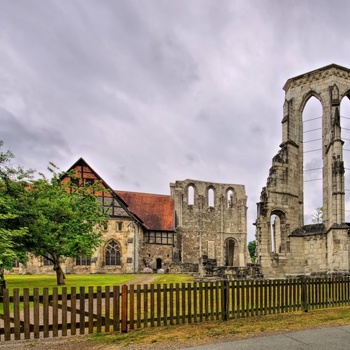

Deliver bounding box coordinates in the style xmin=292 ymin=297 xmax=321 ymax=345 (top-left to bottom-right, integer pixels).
xmin=115 ymin=190 xmax=170 ymax=197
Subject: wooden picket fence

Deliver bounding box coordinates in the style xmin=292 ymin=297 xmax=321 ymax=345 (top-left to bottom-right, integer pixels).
xmin=1 ymin=277 xmax=350 ymax=341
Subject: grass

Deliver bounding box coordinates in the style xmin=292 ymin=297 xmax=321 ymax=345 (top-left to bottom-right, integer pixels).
xmin=3 ymin=274 xmax=139 ymax=294
xmin=88 ymin=306 xmax=350 ymax=349
xmin=2 ymin=273 xmax=195 ymax=295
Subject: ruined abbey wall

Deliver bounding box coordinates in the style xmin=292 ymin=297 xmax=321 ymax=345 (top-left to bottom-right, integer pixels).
xmin=171 ymin=179 xmax=250 ymax=267
xmin=256 ymin=64 xmax=350 ymax=278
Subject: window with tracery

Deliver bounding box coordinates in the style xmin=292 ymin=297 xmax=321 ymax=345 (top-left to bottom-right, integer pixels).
xmin=105 ymin=240 xmax=121 ymax=265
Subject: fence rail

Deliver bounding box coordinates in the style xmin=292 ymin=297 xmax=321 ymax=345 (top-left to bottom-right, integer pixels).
xmin=1 ymin=277 xmax=350 ymax=341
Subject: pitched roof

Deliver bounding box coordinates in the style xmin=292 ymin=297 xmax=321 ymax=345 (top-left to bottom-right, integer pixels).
xmin=64 ymin=158 xmax=142 ymax=223
xmin=116 ymin=191 xmax=175 ymax=231
xmin=65 ymin=157 xmax=128 ymax=206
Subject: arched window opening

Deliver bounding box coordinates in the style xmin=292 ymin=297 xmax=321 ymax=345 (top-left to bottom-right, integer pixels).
xmin=188 ymin=185 xmax=194 ymax=205
xmin=303 ymin=97 xmax=323 ymax=224
xmin=105 ymin=240 xmax=121 ymax=266
xmin=227 ymin=189 xmax=234 ymax=208
xmin=270 ymin=214 xmax=280 ymax=253
xmin=208 ymin=188 xmax=215 ymax=207
xmin=270 ymin=211 xmax=287 ymax=254
xmin=341 ymin=95 xmax=350 ymax=222
xmin=225 ymin=239 xmax=235 ymax=266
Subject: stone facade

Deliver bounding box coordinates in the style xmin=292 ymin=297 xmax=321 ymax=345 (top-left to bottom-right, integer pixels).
xmin=256 ymin=64 xmax=350 ymax=278
xmin=13 ymin=159 xmax=250 ymax=275
xmin=170 ymin=179 xmax=250 ymax=267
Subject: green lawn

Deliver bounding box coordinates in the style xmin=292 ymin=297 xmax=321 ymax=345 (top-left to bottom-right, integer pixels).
xmin=3 ymin=273 xmax=194 ymax=295
xmin=3 ymin=274 xmax=137 ymax=294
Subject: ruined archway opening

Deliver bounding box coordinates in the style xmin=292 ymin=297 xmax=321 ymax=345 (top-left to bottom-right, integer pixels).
xmin=270 ymin=214 xmax=278 ymax=253
xmin=302 ymin=96 xmax=323 ymax=224
xmin=227 ymin=188 xmax=234 ymax=208
xmin=225 ymin=239 xmax=236 ymax=266
xmin=270 ymin=211 xmax=286 ymax=255
xmin=341 ymin=95 xmax=350 ymax=222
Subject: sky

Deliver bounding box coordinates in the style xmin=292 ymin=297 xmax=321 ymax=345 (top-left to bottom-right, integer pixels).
xmin=2 ymin=0 xmax=350 ymax=241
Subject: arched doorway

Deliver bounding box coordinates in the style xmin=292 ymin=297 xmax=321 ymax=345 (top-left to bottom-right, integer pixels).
xmin=156 ymin=258 xmax=162 ymax=269
xmin=225 ymin=239 xmax=236 ymax=266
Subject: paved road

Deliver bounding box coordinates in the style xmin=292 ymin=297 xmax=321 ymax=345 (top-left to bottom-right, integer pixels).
xmin=180 ymin=325 xmax=350 ymax=350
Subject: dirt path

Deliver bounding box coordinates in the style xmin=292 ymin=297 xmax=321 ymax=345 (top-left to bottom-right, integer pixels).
xmin=123 ymin=274 xmax=158 ymax=286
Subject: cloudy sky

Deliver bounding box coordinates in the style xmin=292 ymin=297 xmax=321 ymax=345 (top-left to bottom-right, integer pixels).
xmin=2 ymin=0 xmax=350 ymax=241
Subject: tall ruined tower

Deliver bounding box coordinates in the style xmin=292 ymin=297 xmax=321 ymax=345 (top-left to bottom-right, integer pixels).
xmin=256 ymin=64 xmax=350 ymax=278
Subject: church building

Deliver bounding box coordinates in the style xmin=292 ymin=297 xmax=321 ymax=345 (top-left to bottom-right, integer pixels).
xmin=19 ymin=157 xmax=250 ymax=274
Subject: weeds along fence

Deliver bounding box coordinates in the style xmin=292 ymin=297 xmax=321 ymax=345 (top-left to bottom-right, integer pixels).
xmin=1 ymin=277 xmax=350 ymax=341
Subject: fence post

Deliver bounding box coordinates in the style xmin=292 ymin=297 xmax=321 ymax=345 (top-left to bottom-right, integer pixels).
xmin=121 ymin=284 xmax=128 ymax=333
xmin=301 ymin=277 xmax=309 ymax=312
xmin=221 ymin=280 xmax=228 ymax=321
xmin=3 ymin=288 xmax=11 ymax=341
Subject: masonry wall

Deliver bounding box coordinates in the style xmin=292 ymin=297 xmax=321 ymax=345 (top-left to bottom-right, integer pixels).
xmin=16 ymin=217 xmax=143 ymax=275
xmin=171 ymin=179 xmax=250 ymax=267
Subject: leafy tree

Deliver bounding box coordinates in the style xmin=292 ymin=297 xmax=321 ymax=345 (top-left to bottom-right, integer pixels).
xmin=311 ymin=207 xmax=323 ymax=224
xmin=20 ymin=165 xmax=108 ymax=285
xmin=0 ymin=198 xmax=27 ymax=293
xmin=0 ymin=141 xmax=32 ymax=293
xmin=248 ymin=240 xmax=257 ymax=262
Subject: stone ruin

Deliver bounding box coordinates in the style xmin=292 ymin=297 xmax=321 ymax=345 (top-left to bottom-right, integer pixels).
xmin=256 ymin=64 xmax=350 ymax=278
xmin=196 ymin=255 xmax=263 ymax=282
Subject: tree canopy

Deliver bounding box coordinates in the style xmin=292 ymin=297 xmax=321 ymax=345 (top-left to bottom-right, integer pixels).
xmin=311 ymin=207 xmax=323 ymax=224
xmin=248 ymin=240 xmax=256 ymax=262
xmin=0 ymin=141 xmax=32 ymax=291
xmin=20 ymin=165 xmax=108 ymax=284
xmin=0 ymin=141 xmax=108 ymax=286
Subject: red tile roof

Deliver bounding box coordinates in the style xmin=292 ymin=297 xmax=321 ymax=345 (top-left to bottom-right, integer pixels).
xmin=116 ymin=191 xmax=175 ymax=231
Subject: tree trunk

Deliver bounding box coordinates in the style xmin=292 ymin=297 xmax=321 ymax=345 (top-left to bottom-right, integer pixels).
xmin=54 ymin=261 xmax=66 ymax=285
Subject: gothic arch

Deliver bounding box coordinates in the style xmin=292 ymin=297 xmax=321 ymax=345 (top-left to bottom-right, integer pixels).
xmin=224 ymin=238 xmax=237 ymax=266
xmin=226 ymin=187 xmax=235 ymax=208
xmin=186 ymin=183 xmax=196 ymax=205
xmin=104 ymin=239 xmax=121 ymax=266
xmin=342 ymin=89 xmax=350 ymax=101
xmin=299 ymin=90 xmax=324 ymax=114
xmin=207 ymin=186 xmax=215 ymax=207
xmin=269 ymin=209 xmax=287 ymax=254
